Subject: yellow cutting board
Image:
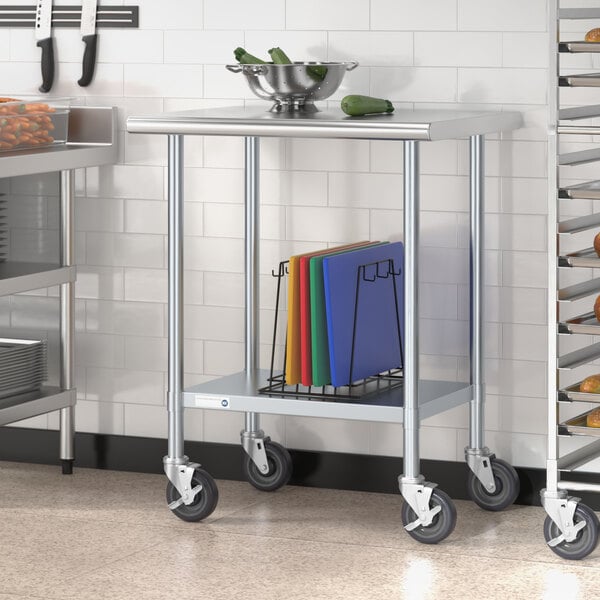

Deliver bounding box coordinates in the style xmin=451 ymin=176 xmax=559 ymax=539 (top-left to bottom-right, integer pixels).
xmin=285 ymin=254 xmax=303 ymax=385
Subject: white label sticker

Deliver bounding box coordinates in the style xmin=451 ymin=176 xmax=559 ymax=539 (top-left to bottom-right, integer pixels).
xmin=195 ymin=395 xmax=230 ymax=409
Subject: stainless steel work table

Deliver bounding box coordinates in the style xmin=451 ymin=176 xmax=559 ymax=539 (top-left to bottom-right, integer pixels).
xmin=1 ymin=106 xmax=117 ymax=473
xmin=127 ymin=106 xmax=523 ymax=542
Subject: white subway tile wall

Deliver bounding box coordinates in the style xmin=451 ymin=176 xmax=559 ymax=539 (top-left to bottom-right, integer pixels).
xmin=0 ymin=1 xmax=551 ymax=465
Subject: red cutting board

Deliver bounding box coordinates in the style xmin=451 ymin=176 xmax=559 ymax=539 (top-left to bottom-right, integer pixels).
xmin=298 ymin=241 xmax=373 ymax=386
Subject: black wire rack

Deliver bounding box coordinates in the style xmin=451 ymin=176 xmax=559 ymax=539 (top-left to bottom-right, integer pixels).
xmin=259 ymin=256 xmax=404 ymax=401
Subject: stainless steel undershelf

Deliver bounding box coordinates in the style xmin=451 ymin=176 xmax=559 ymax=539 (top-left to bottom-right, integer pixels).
xmin=0 ymin=106 xmax=118 ymax=178
xmin=0 ymin=386 xmax=75 ymax=426
xmin=0 ymin=262 xmax=75 ymax=295
xmin=182 ymin=370 xmax=472 ymax=423
xmin=127 ymin=106 xmax=523 ymax=142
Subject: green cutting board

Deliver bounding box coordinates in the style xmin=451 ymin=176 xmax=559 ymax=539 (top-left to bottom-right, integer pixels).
xmin=309 ymin=241 xmax=386 ymax=387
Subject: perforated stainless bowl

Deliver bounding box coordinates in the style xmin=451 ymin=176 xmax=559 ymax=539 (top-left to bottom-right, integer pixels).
xmin=226 ymin=61 xmax=359 ymax=112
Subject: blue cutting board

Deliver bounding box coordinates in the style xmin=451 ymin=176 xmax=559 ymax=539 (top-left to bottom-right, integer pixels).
xmin=322 ymin=242 xmax=404 ymax=387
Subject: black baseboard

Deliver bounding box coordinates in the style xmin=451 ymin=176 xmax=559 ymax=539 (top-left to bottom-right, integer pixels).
xmin=2 ymin=427 xmax=600 ymax=509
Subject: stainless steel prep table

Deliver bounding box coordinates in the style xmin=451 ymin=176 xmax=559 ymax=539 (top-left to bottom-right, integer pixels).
xmin=127 ymin=106 xmax=523 ymax=542
xmin=0 ymin=106 xmax=117 ymax=473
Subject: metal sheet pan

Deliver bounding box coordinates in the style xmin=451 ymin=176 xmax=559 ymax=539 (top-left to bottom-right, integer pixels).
xmin=560 ymin=248 xmax=600 ymax=268
xmin=560 ymin=410 xmax=600 ymax=436
xmin=561 ymin=312 xmax=600 ymax=334
xmin=560 ymin=41 xmax=600 ymax=53
xmin=560 ymin=381 xmax=600 ymax=403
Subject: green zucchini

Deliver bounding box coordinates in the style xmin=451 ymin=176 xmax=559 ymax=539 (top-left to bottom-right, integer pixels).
xmin=268 ymin=47 xmax=292 ymax=64
xmin=341 ymin=95 xmax=394 ymax=116
xmin=234 ymin=47 xmax=266 ymax=64
xmin=269 ymin=47 xmax=326 ymax=81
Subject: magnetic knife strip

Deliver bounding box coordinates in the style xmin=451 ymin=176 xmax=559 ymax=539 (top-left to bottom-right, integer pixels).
xmin=0 ymin=5 xmax=138 ymax=27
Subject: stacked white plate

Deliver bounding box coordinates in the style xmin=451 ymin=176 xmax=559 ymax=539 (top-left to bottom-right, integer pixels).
xmin=0 ymin=338 xmax=47 ymax=399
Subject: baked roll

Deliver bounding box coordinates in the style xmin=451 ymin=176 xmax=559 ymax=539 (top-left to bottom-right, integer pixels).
xmin=587 ymin=407 xmax=600 ymax=427
xmin=595 ymin=295 xmax=600 ymax=322
xmin=581 ymin=374 xmax=600 ymax=393
xmin=586 ymin=28 xmax=600 ymax=42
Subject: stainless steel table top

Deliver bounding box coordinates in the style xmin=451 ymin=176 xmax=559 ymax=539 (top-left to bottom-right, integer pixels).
xmin=127 ymin=105 xmax=523 ymax=141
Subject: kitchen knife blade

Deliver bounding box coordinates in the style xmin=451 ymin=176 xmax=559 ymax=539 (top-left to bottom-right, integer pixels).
xmin=78 ymin=0 xmax=98 ymax=87
xmin=35 ymin=0 xmax=54 ymax=93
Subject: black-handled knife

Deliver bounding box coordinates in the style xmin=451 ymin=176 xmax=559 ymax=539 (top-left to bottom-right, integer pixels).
xmin=35 ymin=0 xmax=54 ymax=93
xmin=78 ymin=0 xmax=98 ymax=87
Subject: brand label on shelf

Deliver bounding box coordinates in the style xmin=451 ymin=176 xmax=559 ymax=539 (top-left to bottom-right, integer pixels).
xmin=195 ymin=395 xmax=230 ymax=409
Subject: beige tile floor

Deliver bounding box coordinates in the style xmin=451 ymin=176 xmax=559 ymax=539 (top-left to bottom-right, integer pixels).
xmin=0 ymin=461 xmax=598 ymax=599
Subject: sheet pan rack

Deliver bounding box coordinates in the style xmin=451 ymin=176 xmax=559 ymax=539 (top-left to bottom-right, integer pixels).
xmin=541 ymin=1 xmax=600 ymax=560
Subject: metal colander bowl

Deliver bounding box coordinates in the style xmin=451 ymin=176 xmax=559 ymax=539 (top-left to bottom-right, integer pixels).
xmin=226 ymin=61 xmax=359 ymax=112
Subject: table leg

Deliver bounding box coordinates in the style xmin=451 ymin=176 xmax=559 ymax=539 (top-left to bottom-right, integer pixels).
xmin=166 ymin=134 xmax=185 ymax=464
xmin=59 ymin=169 xmax=75 ymax=475
xmin=241 ymin=136 xmax=269 ymax=475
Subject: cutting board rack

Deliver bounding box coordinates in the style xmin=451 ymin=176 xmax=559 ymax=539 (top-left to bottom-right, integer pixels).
xmin=260 ymin=257 xmax=404 ymax=400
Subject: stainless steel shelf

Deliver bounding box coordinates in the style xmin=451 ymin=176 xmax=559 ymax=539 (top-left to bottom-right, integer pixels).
xmin=559 ymin=409 xmax=600 ymax=436
xmin=559 ymin=247 xmax=600 ymax=267
xmin=558 ymin=213 xmax=600 ymax=234
xmin=0 ymin=262 xmax=75 ymax=296
xmin=560 ymin=41 xmax=600 ymax=53
xmin=559 ymin=381 xmax=600 ymax=404
xmin=0 ymin=386 xmax=75 ymax=426
xmin=560 ymin=180 xmax=600 ymax=199
xmin=182 ymin=370 xmax=472 ymax=423
xmin=0 ymin=106 xmax=117 ymax=178
xmin=127 ymin=106 xmax=523 ymax=142
xmin=560 ymin=312 xmax=600 ymax=335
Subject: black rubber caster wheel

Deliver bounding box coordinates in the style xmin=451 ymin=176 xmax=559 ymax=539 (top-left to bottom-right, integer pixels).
xmin=401 ymin=488 xmax=457 ymax=544
xmin=544 ymin=503 xmax=600 ymax=561
xmin=166 ymin=468 xmax=219 ymax=522
xmin=243 ymin=440 xmax=292 ymax=492
xmin=61 ymin=459 xmax=74 ymax=475
xmin=467 ymin=458 xmax=520 ymax=512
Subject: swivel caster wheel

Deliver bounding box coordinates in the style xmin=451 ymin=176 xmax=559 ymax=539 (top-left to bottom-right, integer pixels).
xmin=166 ymin=468 xmax=219 ymax=522
xmin=401 ymin=488 xmax=457 ymax=544
xmin=544 ymin=503 xmax=600 ymax=561
xmin=243 ymin=440 xmax=292 ymax=492
xmin=467 ymin=458 xmax=520 ymax=512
